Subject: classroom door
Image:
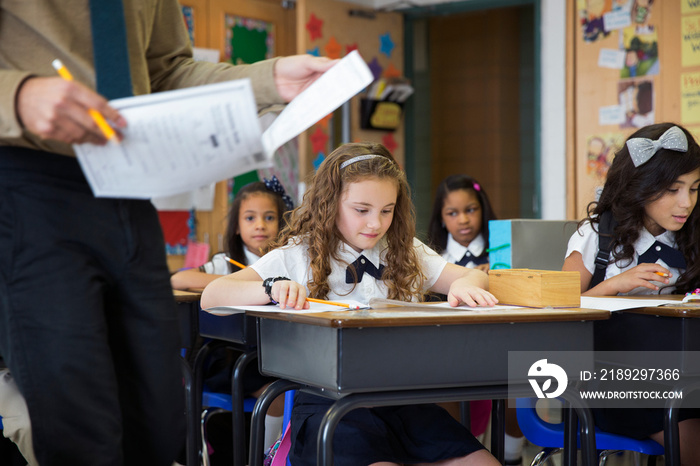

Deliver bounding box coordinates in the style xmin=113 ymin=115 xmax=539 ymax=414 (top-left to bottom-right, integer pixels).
xmin=428 ymin=6 xmax=535 ymax=221
xmin=406 ymin=4 xmax=537 ymax=233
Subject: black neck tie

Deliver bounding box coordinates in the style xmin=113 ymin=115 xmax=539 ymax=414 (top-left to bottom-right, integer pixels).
xmin=455 ymin=251 xmax=489 ymax=267
xmin=346 ymin=255 xmax=385 ymax=284
xmin=89 ymin=0 xmax=133 ymax=99
xmin=638 ymin=241 xmax=686 ymax=269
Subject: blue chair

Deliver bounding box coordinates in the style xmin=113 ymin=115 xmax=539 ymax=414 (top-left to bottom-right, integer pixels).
xmin=516 ymin=397 xmax=664 ymax=466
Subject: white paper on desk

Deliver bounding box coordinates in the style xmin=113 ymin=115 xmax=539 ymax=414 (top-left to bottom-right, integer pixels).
xmin=580 ymin=296 xmax=680 ymax=312
xmin=369 ymin=298 xmax=525 ymax=312
xmin=74 ymin=50 xmax=373 ymax=199
xmin=204 ymin=299 xmax=369 ymax=316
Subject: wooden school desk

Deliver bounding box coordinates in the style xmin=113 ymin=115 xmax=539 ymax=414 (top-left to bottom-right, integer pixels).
xmin=245 ymin=305 xmax=610 ymax=466
xmin=594 ymin=297 xmax=700 ymax=466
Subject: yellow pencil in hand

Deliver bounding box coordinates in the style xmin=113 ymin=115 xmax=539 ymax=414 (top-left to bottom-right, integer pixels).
xmin=224 ymin=256 xmax=247 ymax=270
xmin=51 ymin=59 xmax=118 ymax=144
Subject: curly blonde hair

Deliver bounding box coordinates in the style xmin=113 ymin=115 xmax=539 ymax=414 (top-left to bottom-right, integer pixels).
xmin=266 ymin=142 xmax=425 ymax=300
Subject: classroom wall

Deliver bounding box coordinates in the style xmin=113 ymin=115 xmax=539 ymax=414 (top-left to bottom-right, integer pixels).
xmin=295 ymin=0 xmax=405 ymax=180
xmin=568 ymin=1 xmax=699 ymax=219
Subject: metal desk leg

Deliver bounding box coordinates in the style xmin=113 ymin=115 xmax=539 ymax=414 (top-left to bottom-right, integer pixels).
xmin=189 ymin=340 xmax=227 ymax=466
xmin=459 ymin=401 xmax=471 ymax=429
xmin=562 ymin=402 xmax=577 ymax=466
xmin=231 ymin=349 xmax=257 ymax=466
xmin=248 ymin=379 xmax=302 ymax=466
xmin=561 ymin=387 xmax=597 ymax=466
xmin=491 ymin=399 xmax=505 ymax=463
xmin=663 ymin=379 xmax=700 ymax=466
xmin=181 ymin=357 xmax=197 ymax=466
xmin=664 ymin=400 xmax=681 ymax=466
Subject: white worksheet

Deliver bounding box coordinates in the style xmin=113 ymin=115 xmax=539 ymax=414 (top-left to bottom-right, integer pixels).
xmin=74 ymin=51 xmax=373 ymax=199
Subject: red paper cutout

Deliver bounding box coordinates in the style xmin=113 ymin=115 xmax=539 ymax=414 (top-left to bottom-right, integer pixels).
xmin=310 ymin=126 xmax=329 ymax=153
xmin=384 ymin=63 xmax=401 ymax=79
xmin=346 ymin=43 xmax=359 ymax=55
xmin=317 ymin=113 xmax=333 ymax=130
xmin=306 ymin=13 xmax=323 ymax=41
xmin=157 ymin=211 xmax=190 ymax=247
xmin=325 ymin=36 xmax=342 ymax=59
xmin=382 ymin=133 xmax=398 ymax=153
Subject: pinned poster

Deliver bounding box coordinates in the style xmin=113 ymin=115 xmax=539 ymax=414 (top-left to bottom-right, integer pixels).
xmin=681 ymin=72 xmax=700 ymax=125
xmin=620 ymin=25 xmax=659 ymax=78
xmin=682 ymin=15 xmax=700 ymax=67
xmin=618 ymin=79 xmax=654 ymax=128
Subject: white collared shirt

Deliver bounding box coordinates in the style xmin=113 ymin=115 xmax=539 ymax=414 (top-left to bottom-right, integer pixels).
xmin=565 ymin=220 xmax=682 ymax=295
xmin=251 ymin=236 xmax=447 ymax=303
xmin=441 ymin=233 xmax=486 ymax=268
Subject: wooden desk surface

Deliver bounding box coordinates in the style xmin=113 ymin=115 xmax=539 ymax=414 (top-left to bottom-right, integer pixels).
xmin=173 ymin=289 xmax=202 ymax=303
xmin=614 ymin=295 xmax=700 ymax=318
xmin=246 ymin=306 xmax=610 ymax=328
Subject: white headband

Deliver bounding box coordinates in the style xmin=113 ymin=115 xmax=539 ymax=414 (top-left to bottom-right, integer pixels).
xmin=340 ymin=154 xmax=383 ymax=169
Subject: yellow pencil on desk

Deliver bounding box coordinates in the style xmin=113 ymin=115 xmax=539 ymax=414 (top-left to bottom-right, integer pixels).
xmin=305 ymin=297 xmax=362 ymax=310
xmin=223 ymin=256 xmax=359 ymax=309
xmin=51 ymin=59 xmax=118 ymax=144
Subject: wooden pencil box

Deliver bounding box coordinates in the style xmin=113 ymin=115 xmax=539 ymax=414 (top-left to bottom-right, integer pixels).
xmin=488 ymin=269 xmax=580 ymax=308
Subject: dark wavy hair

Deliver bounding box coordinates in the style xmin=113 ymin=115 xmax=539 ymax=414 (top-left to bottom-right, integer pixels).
xmin=225 ymin=181 xmax=290 ymax=265
xmin=584 ymin=122 xmax=700 ymax=293
xmin=268 ymin=142 xmax=424 ymax=301
xmin=426 ymin=174 xmax=497 ymax=255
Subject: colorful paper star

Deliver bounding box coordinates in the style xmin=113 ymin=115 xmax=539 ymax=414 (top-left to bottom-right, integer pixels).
xmin=346 ymin=43 xmax=359 ymax=55
xmin=310 ymin=126 xmax=329 ymax=153
xmin=382 ymin=132 xmax=398 ymax=153
xmin=325 ymin=36 xmax=342 ymax=59
xmin=317 ymin=113 xmax=333 ymax=130
xmin=367 ymin=57 xmax=383 ymax=81
xmin=306 ymin=47 xmax=320 ymax=57
xmin=379 ymin=32 xmax=394 ymax=57
xmin=313 ymin=153 xmax=325 ymax=170
xmin=306 ymin=13 xmax=323 ymax=42
xmin=384 ymin=63 xmax=401 ymax=79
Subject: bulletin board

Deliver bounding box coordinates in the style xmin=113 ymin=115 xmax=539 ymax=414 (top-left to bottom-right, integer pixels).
xmin=569 ymin=1 xmax=700 ymax=219
xmin=296 ymin=0 xmax=405 ymax=178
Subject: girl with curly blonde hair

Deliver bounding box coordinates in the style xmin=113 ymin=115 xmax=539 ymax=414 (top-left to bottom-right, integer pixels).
xmin=202 ymin=142 xmax=499 ymax=466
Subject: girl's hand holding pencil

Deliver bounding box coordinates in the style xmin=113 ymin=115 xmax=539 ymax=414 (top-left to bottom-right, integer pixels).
xmin=225 ymin=256 xmax=358 ymax=310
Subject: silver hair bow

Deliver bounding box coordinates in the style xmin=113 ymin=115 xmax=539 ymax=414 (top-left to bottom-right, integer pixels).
xmin=626 ymin=126 xmax=688 ymax=167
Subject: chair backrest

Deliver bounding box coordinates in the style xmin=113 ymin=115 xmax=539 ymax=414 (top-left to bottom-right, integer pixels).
xmin=201 ymin=390 xmax=257 ymax=412
xmin=283 ymin=390 xmax=295 ymax=466
xmin=515 ymin=397 xmax=664 ymax=455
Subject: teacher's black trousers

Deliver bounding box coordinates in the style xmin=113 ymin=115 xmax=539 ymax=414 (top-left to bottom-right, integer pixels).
xmin=0 ymin=147 xmax=185 ymax=466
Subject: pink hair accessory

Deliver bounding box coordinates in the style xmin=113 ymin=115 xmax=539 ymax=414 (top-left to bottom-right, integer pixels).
xmin=473 ymin=183 xmax=481 ymax=191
